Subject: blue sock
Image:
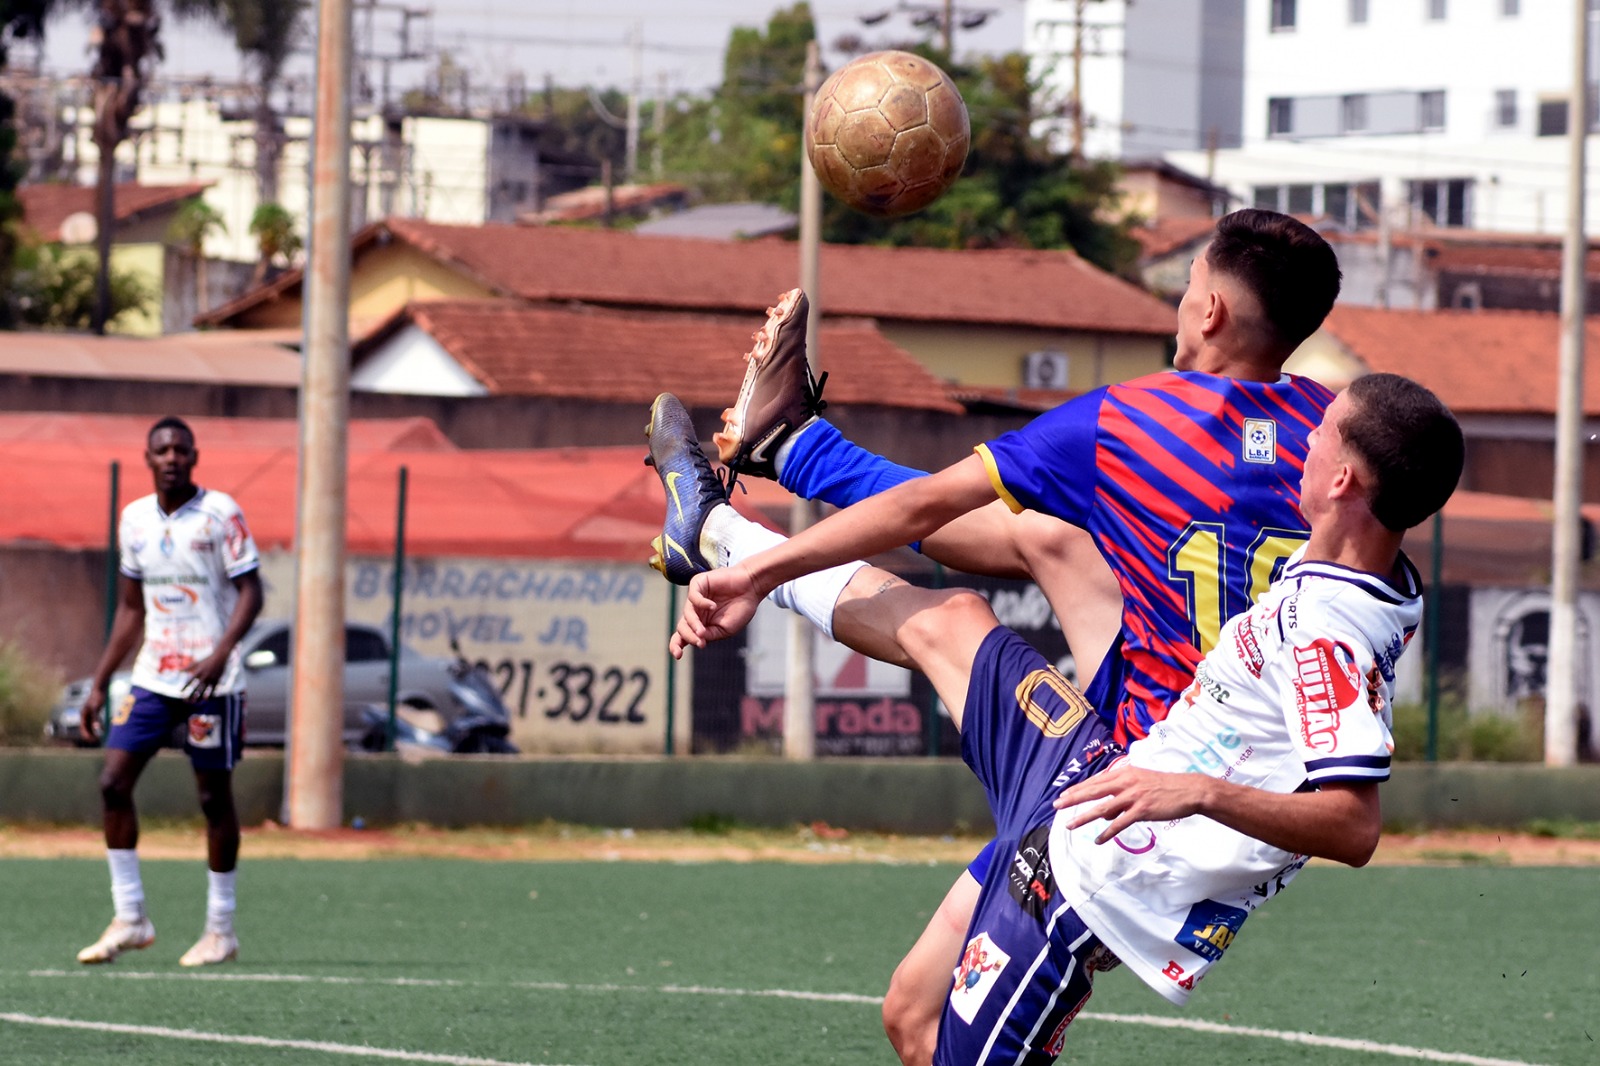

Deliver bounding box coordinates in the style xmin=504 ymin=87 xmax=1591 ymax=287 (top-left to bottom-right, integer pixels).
xmin=779 ymin=419 xmax=928 ymax=508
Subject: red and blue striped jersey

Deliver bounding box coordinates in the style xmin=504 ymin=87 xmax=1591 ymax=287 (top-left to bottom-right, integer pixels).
xmin=976 ymin=370 xmax=1335 ymax=742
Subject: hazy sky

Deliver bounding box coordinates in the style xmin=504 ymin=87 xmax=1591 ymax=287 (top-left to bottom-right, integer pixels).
xmin=33 ymin=1 xmax=1028 ymax=99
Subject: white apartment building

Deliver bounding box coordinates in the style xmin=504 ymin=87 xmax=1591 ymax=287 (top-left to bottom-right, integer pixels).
xmin=62 ymin=95 xmax=560 ymax=263
xmin=1164 ymin=0 xmax=1596 ymax=235
xmin=1028 ymin=0 xmax=1596 ymax=238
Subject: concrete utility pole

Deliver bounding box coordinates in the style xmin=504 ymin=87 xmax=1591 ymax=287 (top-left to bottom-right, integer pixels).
xmin=287 ymin=0 xmax=354 ymax=828
xmin=1546 ymin=0 xmax=1590 ymax=768
xmin=625 ymin=21 xmax=642 ymax=182
xmin=785 ymin=39 xmax=824 ymax=762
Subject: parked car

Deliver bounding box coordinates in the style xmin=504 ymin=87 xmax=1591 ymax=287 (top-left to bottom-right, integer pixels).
xmin=45 ymin=620 xmax=516 ymax=753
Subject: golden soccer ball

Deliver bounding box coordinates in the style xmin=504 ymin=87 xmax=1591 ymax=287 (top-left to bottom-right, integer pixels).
xmin=805 ymin=51 xmax=970 ymax=219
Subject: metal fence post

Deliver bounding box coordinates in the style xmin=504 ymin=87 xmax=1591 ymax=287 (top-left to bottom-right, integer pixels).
xmin=1426 ymin=510 xmax=1443 ymax=762
xmin=664 ymin=582 xmax=677 ymax=755
xmin=386 ymin=465 xmax=408 ymax=752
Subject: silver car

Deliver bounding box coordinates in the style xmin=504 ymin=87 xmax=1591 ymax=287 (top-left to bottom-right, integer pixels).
xmin=47 ymin=620 xmax=460 ymax=748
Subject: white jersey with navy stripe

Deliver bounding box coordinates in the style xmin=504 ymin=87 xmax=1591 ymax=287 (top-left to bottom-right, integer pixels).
xmin=1050 ymin=545 xmax=1421 ymax=1006
xmin=120 ymin=488 xmax=260 ymax=699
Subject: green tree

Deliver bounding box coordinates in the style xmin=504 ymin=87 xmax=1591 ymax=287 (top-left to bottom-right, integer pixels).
xmin=820 ymin=51 xmax=1141 ymax=276
xmin=651 ymin=9 xmax=1138 ymax=276
xmin=11 ymin=240 xmax=153 ymax=330
xmin=0 ymin=0 xmax=55 ymax=329
xmin=165 ymin=196 xmax=226 ymax=311
xmin=248 ymin=201 xmax=301 ymax=283
xmin=654 ymin=3 xmax=813 ymax=203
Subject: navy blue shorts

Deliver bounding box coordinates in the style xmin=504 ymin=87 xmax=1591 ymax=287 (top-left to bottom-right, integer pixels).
xmin=936 ymin=627 xmax=1123 ymax=1066
xmin=963 ymin=633 xmax=1127 ymax=885
xmin=106 ymin=686 xmax=245 ymax=772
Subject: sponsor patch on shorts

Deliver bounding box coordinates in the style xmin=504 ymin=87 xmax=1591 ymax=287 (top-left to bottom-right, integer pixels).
xmin=950 ymin=931 xmax=1010 ymax=1024
xmin=187 ymin=713 xmax=222 ymax=748
xmin=1176 ymin=899 xmax=1248 ymax=962
xmin=1005 ymin=823 xmax=1055 ymax=920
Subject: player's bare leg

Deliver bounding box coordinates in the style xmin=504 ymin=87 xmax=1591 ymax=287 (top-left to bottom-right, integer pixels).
xmin=882 ymin=871 xmax=981 ymax=1066
xmin=80 ymin=747 xmax=158 ymax=964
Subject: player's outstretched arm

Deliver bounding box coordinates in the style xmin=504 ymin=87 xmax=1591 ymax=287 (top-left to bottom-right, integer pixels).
xmin=1055 ymin=766 xmax=1381 ymax=867
xmin=746 ymin=455 xmax=997 ymax=596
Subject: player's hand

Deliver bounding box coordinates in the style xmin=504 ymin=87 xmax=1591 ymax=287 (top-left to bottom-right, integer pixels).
xmin=1053 ymin=763 xmax=1210 ymax=845
xmin=79 ymin=686 xmax=107 ymax=743
xmin=184 ymin=654 xmax=228 ymax=702
xmin=670 ymin=567 xmax=763 ymax=658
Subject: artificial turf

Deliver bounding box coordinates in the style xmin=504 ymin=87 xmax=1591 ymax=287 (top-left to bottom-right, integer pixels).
xmin=0 ymin=858 xmax=1594 ymax=1065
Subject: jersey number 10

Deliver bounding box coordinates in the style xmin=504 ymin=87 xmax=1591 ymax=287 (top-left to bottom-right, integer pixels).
xmin=1168 ymin=524 xmax=1308 ymax=654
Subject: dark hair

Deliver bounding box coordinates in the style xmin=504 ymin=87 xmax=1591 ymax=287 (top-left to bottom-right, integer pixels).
xmin=1205 ymin=208 xmax=1342 ymax=350
xmin=1341 ymin=373 xmax=1463 ymax=531
xmin=148 ymin=416 xmax=195 ymax=447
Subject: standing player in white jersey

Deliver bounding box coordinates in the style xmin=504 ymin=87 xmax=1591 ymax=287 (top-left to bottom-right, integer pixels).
xmin=654 ymin=372 xmax=1463 ymax=1062
xmin=77 ymin=416 xmax=263 ymax=967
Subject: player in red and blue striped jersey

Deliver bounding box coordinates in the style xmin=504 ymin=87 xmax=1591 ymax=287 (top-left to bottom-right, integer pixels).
xmin=705 ymin=209 xmax=1343 ymax=1066
xmin=977 ymin=366 xmax=1334 ymax=744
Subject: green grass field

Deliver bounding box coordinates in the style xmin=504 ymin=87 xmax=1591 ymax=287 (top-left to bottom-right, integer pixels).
xmin=1 ymin=857 xmax=1596 ymax=1065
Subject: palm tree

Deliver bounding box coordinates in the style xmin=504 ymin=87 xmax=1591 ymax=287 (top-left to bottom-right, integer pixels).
xmin=217 ymin=0 xmax=308 ymax=204
xmin=248 ymin=200 xmax=300 ymax=283
xmin=165 ymin=196 xmax=225 ymax=312
xmin=87 ymin=0 xmax=217 ymax=334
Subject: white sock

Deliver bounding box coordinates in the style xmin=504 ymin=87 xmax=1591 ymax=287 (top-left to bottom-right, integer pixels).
xmin=205 ymin=869 xmax=237 ymax=935
xmin=700 ymin=504 xmax=866 ymax=641
xmin=770 ymin=417 xmax=816 ymax=480
xmin=107 ymin=848 xmax=145 ymax=923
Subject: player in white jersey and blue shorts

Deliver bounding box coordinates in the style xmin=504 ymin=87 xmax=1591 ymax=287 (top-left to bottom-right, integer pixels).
xmin=77 ymin=416 xmax=263 ymax=968
xmin=654 ymin=373 xmax=1463 ymax=1063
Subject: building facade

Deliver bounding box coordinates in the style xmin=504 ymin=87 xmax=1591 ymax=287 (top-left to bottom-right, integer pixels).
xmin=1166 ymin=0 xmax=1597 ymax=235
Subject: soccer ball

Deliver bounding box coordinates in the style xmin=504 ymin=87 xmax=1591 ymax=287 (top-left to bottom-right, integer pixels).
xmin=805 ymin=51 xmax=970 ymax=219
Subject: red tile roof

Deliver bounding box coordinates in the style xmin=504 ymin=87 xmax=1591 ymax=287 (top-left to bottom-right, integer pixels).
xmin=379 ymin=299 xmax=962 ymax=413
xmin=201 ymin=217 xmax=1178 ymax=336
xmin=1325 ymin=227 xmax=1600 ymax=278
xmin=1322 ymin=305 xmax=1600 ymax=415
xmin=0 ymin=412 xmax=790 ymax=558
xmin=526 ymin=182 xmax=690 ymax=223
xmin=16 ymin=182 xmax=212 ymax=242
xmin=1131 ymin=216 xmax=1217 ymax=261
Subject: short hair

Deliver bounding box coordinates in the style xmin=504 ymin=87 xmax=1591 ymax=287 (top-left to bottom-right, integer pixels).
xmin=147 ymin=416 xmax=195 ymax=447
xmin=1205 ymin=208 xmax=1342 ymax=350
xmin=1340 ymin=373 xmax=1464 ymax=531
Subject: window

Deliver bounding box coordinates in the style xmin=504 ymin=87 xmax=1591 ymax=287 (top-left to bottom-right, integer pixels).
xmin=346 ymin=627 xmax=390 ymax=663
xmin=1270 ymin=0 xmax=1296 ymax=31
xmin=1495 ymin=90 xmax=1518 ymax=128
xmin=1408 ymin=178 xmax=1472 ymax=227
xmin=1426 ymin=0 xmax=1446 ymax=19
xmin=1538 ymin=98 xmax=1568 ymax=136
xmin=1350 ymin=0 xmax=1369 ymax=23
xmin=1501 ymin=0 xmax=1519 ymax=15
xmin=1252 ymin=182 xmax=1380 ymax=229
xmin=1419 ymin=90 xmax=1446 ymax=130
xmin=1268 ymin=97 xmax=1293 ymax=137
xmin=1324 ymin=184 xmax=1350 ymax=223
xmin=1342 ymin=94 xmax=1369 ymax=133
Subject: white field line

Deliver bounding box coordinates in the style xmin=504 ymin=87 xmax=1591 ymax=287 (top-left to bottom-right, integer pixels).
xmin=22 ymin=970 xmax=1553 ymax=1066
xmin=0 ymin=1011 xmax=583 ymax=1066
xmin=1085 ymin=1012 xmax=1553 ymax=1066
